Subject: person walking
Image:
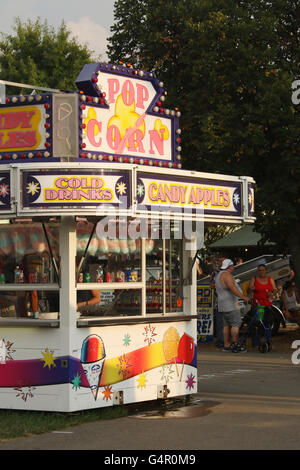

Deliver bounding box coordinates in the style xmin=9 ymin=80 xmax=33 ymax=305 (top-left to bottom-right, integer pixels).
xmin=215 ymin=259 xmax=250 ymax=352
xmin=247 ymin=264 xmax=277 ymax=344
xmin=210 ymin=255 xmax=226 ymax=349
xmin=248 ymin=264 xmax=277 ymax=307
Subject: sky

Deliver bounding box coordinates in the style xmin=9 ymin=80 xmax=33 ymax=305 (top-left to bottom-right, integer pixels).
xmin=0 ymin=0 xmax=116 ymax=60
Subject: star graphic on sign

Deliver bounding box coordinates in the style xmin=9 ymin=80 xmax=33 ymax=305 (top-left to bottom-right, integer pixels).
xmin=108 ymin=92 xmax=146 ymax=154
xmin=14 ymin=382 xmax=36 ymax=402
xmin=233 ymin=193 xmax=240 ymax=205
xmin=102 ymin=385 xmax=113 ymax=402
xmin=123 ymin=333 xmax=131 ymax=347
xmin=71 ymin=372 xmax=81 ymax=391
xmin=41 ymin=348 xmax=57 ymax=370
xmin=118 ymin=353 xmax=132 ymax=380
xmin=143 ymin=324 xmax=157 ymax=346
xmin=0 ymin=338 xmax=15 ymax=362
xmin=185 ymin=373 xmax=196 ymax=391
xmin=0 ymin=340 xmax=7 ymax=364
xmin=26 ymin=181 xmax=40 ymax=196
xmin=159 ymin=364 xmax=175 ymax=384
xmin=0 ymin=184 xmax=9 ymax=197
xmin=116 ymin=181 xmax=127 ymax=195
xmin=136 ymin=184 xmax=145 ymax=197
xmin=137 ymin=371 xmax=148 ymax=390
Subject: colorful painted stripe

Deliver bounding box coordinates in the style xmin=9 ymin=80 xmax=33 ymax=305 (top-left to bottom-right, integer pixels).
xmin=0 ymin=342 xmax=197 ymax=389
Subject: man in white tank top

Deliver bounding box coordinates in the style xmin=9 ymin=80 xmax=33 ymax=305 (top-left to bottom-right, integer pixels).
xmin=215 ymin=259 xmax=250 ymax=352
xmin=282 ymin=281 xmax=300 ymax=327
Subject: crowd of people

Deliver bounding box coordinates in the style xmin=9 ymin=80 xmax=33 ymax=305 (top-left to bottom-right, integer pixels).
xmin=198 ymin=253 xmax=299 ymax=353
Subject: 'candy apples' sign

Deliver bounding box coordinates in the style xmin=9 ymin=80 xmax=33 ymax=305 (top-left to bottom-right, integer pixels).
xmin=76 ymin=63 xmax=181 ymax=168
xmin=0 ymin=106 xmax=47 ymax=153
xmin=136 ymin=172 xmax=243 ymax=217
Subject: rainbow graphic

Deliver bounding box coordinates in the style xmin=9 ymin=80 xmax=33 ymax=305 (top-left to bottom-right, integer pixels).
xmin=0 ymin=329 xmax=197 ymax=399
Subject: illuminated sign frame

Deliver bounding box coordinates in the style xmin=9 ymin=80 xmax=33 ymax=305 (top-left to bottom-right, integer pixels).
xmin=136 ymin=171 xmax=243 ymax=217
xmin=75 ymin=63 xmax=181 ymax=168
xmin=0 ymin=94 xmax=52 ymax=162
xmin=21 ymin=169 xmax=131 ymax=210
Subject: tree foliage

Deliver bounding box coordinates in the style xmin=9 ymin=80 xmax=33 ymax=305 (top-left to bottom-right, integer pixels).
xmin=108 ymin=0 xmax=300 ymax=286
xmin=0 ymin=17 xmax=93 ymax=92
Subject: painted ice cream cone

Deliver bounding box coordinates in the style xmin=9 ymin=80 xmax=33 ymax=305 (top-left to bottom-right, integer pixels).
xmin=81 ymin=334 xmax=106 ymax=400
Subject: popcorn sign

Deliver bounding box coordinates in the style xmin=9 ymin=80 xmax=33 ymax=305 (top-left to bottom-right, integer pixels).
xmin=76 ymin=63 xmax=181 ymax=167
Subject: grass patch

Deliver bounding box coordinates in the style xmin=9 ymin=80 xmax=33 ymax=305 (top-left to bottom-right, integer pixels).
xmin=0 ymin=406 xmax=128 ymax=441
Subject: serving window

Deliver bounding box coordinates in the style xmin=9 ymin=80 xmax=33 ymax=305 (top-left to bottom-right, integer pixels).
xmin=76 ymin=218 xmax=184 ymax=319
xmin=76 ymin=219 xmax=142 ymax=284
xmin=0 ymin=221 xmax=59 ymax=319
xmin=146 ymin=238 xmax=183 ymax=314
xmin=76 ymin=218 xmax=143 ymax=317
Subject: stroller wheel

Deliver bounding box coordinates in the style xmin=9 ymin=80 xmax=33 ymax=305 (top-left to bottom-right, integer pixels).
xmin=231 ymin=342 xmax=240 ymax=353
xmin=259 ymin=342 xmax=269 ymax=353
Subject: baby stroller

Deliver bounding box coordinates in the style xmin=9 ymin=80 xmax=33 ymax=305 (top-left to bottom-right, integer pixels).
xmin=232 ymin=304 xmax=273 ymax=353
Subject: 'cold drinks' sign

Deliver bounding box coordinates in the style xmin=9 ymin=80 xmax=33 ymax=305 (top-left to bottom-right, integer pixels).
xmin=22 ymin=170 xmax=130 ymax=209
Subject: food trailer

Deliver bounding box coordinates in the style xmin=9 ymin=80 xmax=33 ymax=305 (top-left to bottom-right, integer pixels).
xmin=0 ymin=62 xmax=255 ymax=411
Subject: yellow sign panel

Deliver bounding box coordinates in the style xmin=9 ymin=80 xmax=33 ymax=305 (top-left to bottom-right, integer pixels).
xmin=0 ymin=106 xmax=43 ymax=151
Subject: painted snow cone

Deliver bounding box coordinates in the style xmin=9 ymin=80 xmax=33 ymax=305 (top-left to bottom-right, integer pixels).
xmin=81 ymin=334 xmax=106 ymax=400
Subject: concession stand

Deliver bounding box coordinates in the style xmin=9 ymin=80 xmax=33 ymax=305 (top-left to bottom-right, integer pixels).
xmin=0 ymin=62 xmax=255 ymax=411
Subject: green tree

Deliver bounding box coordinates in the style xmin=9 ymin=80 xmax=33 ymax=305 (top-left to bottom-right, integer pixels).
xmin=0 ymin=17 xmax=94 ymax=92
xmin=108 ymin=0 xmax=300 ymax=287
